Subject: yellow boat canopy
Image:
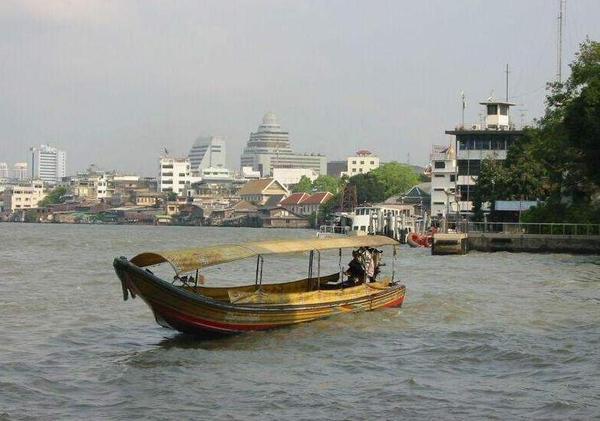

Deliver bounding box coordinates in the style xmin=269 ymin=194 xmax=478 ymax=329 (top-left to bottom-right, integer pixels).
xmin=129 ymin=235 xmax=399 ymax=275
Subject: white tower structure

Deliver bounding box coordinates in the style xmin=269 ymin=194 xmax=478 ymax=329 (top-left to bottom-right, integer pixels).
xmin=240 ymin=112 xmax=326 ymax=177
xmin=188 ymin=136 xmax=226 ymax=174
xmin=31 ymin=144 xmax=67 ymax=184
xmin=13 ymin=163 xmax=28 ymax=180
xmin=429 ymin=144 xmax=458 ymax=218
xmin=0 ymin=162 xmax=8 ymax=179
xmin=445 ymin=99 xmax=522 ymax=214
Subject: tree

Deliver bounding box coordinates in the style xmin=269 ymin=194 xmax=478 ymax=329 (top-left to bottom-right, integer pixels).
xmin=473 ymin=38 xmax=600 ymax=223
xmin=292 ymin=176 xmax=312 ymax=194
xmin=312 ymin=175 xmax=341 ymax=194
xmin=348 ymin=172 xmax=386 ymax=204
xmin=38 ymin=186 xmax=67 ymax=207
xmin=544 ymin=38 xmax=600 ymax=204
xmin=370 ymin=162 xmax=420 ymax=199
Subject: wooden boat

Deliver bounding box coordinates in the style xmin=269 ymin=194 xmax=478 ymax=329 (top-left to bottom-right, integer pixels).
xmin=407 ymin=232 xmax=432 ymax=248
xmin=113 ymin=235 xmax=406 ymax=336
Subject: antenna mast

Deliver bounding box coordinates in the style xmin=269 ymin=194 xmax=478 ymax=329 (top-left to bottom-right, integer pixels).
xmin=505 ymin=63 xmax=510 ymax=101
xmin=556 ymin=0 xmax=565 ymax=83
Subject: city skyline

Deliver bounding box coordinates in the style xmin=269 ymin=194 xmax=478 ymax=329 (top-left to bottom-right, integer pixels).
xmin=2 ymin=1 xmax=600 ymax=177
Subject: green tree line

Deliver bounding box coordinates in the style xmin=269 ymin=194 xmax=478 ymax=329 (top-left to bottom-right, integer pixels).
xmin=293 ymin=161 xmax=421 ymax=225
xmin=473 ymin=38 xmax=600 ymax=224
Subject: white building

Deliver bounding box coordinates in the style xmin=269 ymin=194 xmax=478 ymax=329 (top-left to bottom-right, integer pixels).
xmin=429 ymin=144 xmax=458 ymax=217
xmin=272 ymin=167 xmax=318 ymax=187
xmin=342 ymin=150 xmax=380 ymax=177
xmin=188 ymin=136 xmax=226 ymax=174
xmin=31 ymin=144 xmax=66 ymax=184
xmin=158 ymin=157 xmax=191 ymax=196
xmin=4 ymin=180 xmax=46 ymax=211
xmin=200 ymin=166 xmax=232 ymax=180
xmin=14 ymin=162 xmax=28 ymax=180
xmin=240 ymin=112 xmax=327 ymax=177
xmin=445 ymin=99 xmax=522 ymax=214
xmin=0 ymin=162 xmax=8 ymax=179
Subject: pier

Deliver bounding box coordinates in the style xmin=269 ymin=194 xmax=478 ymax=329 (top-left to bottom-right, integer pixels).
xmin=432 ymin=222 xmax=600 ymax=255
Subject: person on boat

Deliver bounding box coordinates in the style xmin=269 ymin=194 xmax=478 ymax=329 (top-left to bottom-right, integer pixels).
xmin=359 ymin=246 xmax=376 ymax=282
xmin=368 ymin=247 xmax=383 ymax=282
xmin=344 ymin=250 xmax=366 ymax=285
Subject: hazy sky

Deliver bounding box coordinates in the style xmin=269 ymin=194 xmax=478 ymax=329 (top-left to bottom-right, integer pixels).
xmin=1 ymin=0 xmax=599 ymax=177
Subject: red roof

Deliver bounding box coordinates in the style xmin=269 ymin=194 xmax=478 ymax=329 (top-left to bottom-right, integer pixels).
xmin=279 ymin=192 xmax=309 ymax=206
xmin=302 ymin=191 xmax=333 ymax=205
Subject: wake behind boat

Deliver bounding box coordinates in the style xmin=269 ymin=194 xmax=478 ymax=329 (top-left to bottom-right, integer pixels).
xmin=113 ymin=236 xmax=406 ymax=336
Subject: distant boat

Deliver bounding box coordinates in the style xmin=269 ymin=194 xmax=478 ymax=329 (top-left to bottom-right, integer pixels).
xmin=113 ymin=235 xmax=406 ymax=336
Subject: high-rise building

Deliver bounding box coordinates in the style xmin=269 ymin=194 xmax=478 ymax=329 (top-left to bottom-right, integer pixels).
xmin=0 ymin=162 xmax=8 ymax=179
xmin=30 ymin=144 xmax=67 ymax=184
xmin=445 ymin=99 xmax=522 ymax=214
xmin=240 ymin=112 xmax=327 ymax=177
xmin=13 ymin=163 xmax=28 ymax=180
xmin=429 ymin=144 xmax=457 ymax=217
xmin=188 ymin=136 xmax=226 ymax=174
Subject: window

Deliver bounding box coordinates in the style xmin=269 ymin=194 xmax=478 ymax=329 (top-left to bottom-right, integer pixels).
xmin=450 ymin=174 xmax=456 ymax=182
xmin=487 ymin=104 xmax=498 ymax=115
xmin=434 ymin=162 xmax=445 ymax=169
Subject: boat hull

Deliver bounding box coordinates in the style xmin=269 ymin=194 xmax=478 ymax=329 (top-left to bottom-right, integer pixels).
xmin=114 ymin=257 xmax=406 ymax=336
xmin=407 ymin=232 xmax=432 ymax=248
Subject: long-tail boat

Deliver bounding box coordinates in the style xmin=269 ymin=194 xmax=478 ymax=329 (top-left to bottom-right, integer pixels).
xmin=113 ymin=235 xmax=406 ymax=336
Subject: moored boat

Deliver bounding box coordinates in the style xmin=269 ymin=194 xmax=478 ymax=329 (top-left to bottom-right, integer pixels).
xmin=113 ymin=235 xmax=406 ymax=336
xmin=407 ymin=232 xmax=432 ymax=248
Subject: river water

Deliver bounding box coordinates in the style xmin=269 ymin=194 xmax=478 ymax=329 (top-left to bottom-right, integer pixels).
xmin=1 ymin=224 xmax=599 ymax=420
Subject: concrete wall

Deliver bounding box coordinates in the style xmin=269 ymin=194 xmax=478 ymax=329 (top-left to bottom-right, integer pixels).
xmin=468 ymin=233 xmax=600 ymax=254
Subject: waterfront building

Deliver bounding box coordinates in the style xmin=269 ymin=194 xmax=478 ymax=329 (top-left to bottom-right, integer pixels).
xmin=240 ymin=112 xmax=327 ymax=177
xmin=341 ymin=150 xmax=380 ymax=177
xmin=4 ymin=180 xmax=45 ymax=211
xmin=445 ymin=99 xmax=522 ymax=215
xmin=238 ymin=178 xmax=289 ymax=206
xmin=14 ymin=162 xmax=28 ymax=181
xmin=429 ymin=144 xmax=458 ymax=218
xmin=188 ymin=136 xmax=226 ymax=174
xmin=30 ymin=144 xmax=66 ymax=184
xmin=158 ymin=157 xmax=190 ymax=196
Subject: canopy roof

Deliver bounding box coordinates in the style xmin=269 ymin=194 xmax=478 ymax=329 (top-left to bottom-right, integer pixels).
xmin=130 ymin=235 xmax=398 ymax=275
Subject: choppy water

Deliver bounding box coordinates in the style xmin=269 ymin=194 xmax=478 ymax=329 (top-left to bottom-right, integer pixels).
xmin=1 ymin=224 xmax=599 ymax=420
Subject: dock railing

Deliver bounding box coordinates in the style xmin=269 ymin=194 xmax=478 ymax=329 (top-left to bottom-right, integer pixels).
xmin=467 ymin=222 xmax=600 ymax=236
